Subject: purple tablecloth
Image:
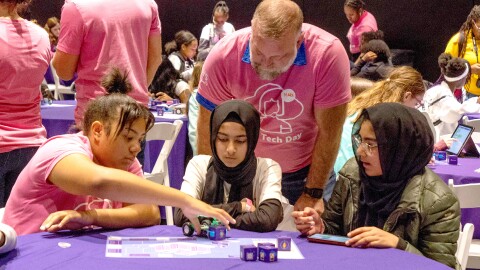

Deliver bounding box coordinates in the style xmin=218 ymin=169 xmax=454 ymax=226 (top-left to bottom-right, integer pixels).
xmin=40 ymin=100 xmax=76 ymax=137
xmin=41 ymin=101 xmax=187 ymax=191
xmin=429 ymin=158 xmax=480 ymax=238
xmin=0 ymin=225 xmax=450 ymax=270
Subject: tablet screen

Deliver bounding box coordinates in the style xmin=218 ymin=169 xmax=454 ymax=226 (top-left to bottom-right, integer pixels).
xmin=447 ymin=124 xmax=474 ymax=156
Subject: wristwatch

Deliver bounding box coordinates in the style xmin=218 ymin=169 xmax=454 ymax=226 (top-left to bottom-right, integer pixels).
xmin=303 ymin=187 xmax=324 ymax=199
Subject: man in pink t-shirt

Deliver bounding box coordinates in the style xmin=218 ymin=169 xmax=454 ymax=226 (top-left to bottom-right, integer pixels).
xmin=196 ymin=0 xmax=351 ymax=213
xmin=52 ymin=0 xmax=163 ymax=126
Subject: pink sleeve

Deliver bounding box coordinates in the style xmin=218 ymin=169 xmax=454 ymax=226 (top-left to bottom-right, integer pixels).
xmin=128 ymin=159 xmax=144 ymax=177
xmin=314 ymin=39 xmax=352 ymax=108
xmin=356 ymin=25 xmax=375 ymax=36
xmin=56 ymin=2 xmax=84 ymax=55
xmin=197 ymin=48 xmax=233 ymax=107
xmin=149 ymin=1 xmax=161 ymax=36
xmin=34 ymin=138 xmax=91 ymax=185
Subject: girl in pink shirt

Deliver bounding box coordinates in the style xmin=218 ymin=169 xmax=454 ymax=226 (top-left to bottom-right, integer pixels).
xmin=3 ymin=68 xmax=235 ymax=235
xmin=344 ymin=0 xmax=378 ymax=60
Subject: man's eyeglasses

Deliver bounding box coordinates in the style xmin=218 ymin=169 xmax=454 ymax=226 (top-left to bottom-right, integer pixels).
xmin=414 ymin=96 xmax=424 ymax=109
xmin=352 ymin=134 xmax=378 ymax=156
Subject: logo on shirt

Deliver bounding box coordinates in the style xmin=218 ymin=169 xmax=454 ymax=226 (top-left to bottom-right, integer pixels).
xmin=74 ymin=197 xmax=114 ymax=211
xmin=245 ymin=83 xmax=304 ymax=143
xmin=200 ymin=72 xmax=209 ymax=87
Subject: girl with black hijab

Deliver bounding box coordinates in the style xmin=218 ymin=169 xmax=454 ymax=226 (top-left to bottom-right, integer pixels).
xmin=292 ymin=103 xmax=460 ymax=268
xmin=174 ymin=100 xmax=287 ymax=232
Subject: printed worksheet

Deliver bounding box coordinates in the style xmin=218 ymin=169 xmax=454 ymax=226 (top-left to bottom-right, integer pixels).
xmin=105 ymin=236 xmax=304 ymax=259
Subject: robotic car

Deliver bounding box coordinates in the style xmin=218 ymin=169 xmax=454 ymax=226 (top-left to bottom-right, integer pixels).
xmin=182 ymin=216 xmax=227 ymax=240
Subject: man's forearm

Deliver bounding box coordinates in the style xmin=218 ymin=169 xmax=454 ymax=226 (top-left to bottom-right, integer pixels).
xmin=197 ymin=105 xmax=213 ymax=155
xmin=146 ymin=35 xmax=163 ymax=86
xmin=305 ymin=133 xmax=340 ymax=189
xmin=305 ymin=104 xmax=347 ymax=189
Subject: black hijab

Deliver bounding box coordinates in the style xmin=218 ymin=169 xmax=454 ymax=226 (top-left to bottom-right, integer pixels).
xmin=201 ymin=100 xmax=260 ymax=204
xmin=352 ymin=103 xmax=434 ymax=228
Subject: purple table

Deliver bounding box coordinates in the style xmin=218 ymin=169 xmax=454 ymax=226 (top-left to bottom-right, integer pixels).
xmin=40 ymin=101 xmax=188 ymax=191
xmin=0 ymin=225 xmax=451 ymax=270
xmin=40 ymin=100 xmax=76 ymax=138
xmin=429 ymin=158 xmax=480 ymax=238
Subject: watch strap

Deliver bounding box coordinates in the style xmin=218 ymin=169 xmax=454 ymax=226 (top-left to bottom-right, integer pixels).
xmin=303 ymin=187 xmax=324 ymax=199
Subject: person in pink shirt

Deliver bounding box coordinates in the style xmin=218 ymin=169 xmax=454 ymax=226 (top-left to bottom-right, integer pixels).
xmin=196 ymin=0 xmax=351 ymax=213
xmin=344 ymin=0 xmax=378 ymax=61
xmin=3 ymin=68 xmax=235 ymax=236
xmin=52 ymin=0 xmax=163 ymax=127
xmin=0 ymin=0 xmax=52 ymax=207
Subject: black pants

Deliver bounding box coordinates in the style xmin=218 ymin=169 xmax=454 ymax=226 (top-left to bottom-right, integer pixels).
xmin=281 ymin=165 xmax=336 ymax=205
xmin=0 ymin=147 xmax=38 ymax=207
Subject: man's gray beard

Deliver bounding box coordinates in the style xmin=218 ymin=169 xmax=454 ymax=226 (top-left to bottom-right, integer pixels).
xmin=251 ymin=56 xmax=296 ymax=81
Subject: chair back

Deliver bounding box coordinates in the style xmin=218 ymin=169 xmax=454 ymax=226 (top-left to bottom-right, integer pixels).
xmin=449 ymin=179 xmax=477 ymax=270
xmin=449 ymin=179 xmax=480 ymax=208
xmin=144 ymin=120 xmax=183 ymax=225
xmin=50 ymin=63 xmax=75 ymax=100
xmin=462 ymin=116 xmax=480 ymax=131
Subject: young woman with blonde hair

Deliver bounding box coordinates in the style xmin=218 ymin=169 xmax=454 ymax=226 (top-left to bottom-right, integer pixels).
xmin=334 ymin=66 xmax=425 ymax=174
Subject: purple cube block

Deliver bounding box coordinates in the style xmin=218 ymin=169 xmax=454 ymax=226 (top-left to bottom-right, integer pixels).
xmin=448 ymin=155 xmax=458 ymax=165
xmin=435 ymin=151 xmax=447 ymax=161
xmin=156 ymin=106 xmax=164 ymax=116
xmin=258 ymin=246 xmax=278 ymax=262
xmin=277 ymin=237 xmax=291 ymax=251
xmin=240 ymin=245 xmax=257 ymax=261
xmin=208 ymin=225 xmax=226 ymax=241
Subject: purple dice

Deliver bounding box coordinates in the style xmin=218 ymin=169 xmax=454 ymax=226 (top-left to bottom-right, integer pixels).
xmin=208 ymin=225 xmax=226 ymax=241
xmin=448 ymin=155 xmax=458 ymax=165
xmin=277 ymin=237 xmax=291 ymax=251
xmin=258 ymin=246 xmax=278 ymax=262
xmin=240 ymin=245 xmax=257 ymax=261
xmin=156 ymin=106 xmax=164 ymax=116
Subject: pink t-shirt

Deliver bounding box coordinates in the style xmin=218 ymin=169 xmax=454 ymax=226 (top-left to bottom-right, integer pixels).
xmin=346 ymin=11 xmax=378 ymax=54
xmin=197 ymin=24 xmax=351 ymax=173
xmin=3 ymin=133 xmax=143 ymax=235
xmin=0 ymin=18 xmax=52 ymax=153
xmin=57 ymin=0 xmax=161 ymax=124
